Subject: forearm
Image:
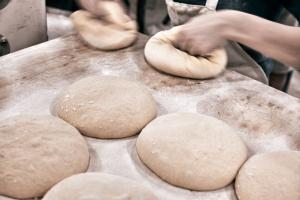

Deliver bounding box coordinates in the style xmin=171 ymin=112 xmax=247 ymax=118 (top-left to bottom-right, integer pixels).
xmin=222 ymin=11 xmax=300 ymax=69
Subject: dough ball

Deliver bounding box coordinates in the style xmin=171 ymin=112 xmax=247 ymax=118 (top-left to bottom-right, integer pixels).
xmin=136 ymin=112 xmax=248 ymax=191
xmin=0 ymin=115 xmax=89 ymax=199
xmin=42 ymin=173 xmax=158 ymax=200
xmin=144 ymin=26 xmax=227 ymax=79
xmin=70 ymin=1 xmax=137 ymax=50
xmin=235 ymin=151 xmax=300 ymax=200
xmin=56 ymin=76 xmax=157 ymax=139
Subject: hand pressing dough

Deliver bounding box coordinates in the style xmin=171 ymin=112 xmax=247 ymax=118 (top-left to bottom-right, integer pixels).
xmin=136 ymin=112 xmax=248 ymax=191
xmin=235 ymin=151 xmax=300 ymax=200
xmin=0 ymin=115 xmax=89 ymax=199
xmin=144 ymin=26 xmax=227 ymax=79
xmin=94 ymin=0 xmax=134 ymax=29
xmin=42 ymin=173 xmax=158 ymax=200
xmin=56 ymin=76 xmax=157 ymax=139
xmin=71 ymin=1 xmax=137 ymax=50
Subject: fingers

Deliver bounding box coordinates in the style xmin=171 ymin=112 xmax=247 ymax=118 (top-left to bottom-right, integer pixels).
xmin=175 ymin=27 xmax=191 ymax=50
xmin=79 ymin=0 xmax=127 ymax=19
xmin=176 ymin=26 xmax=204 ymax=56
xmin=189 ymin=46 xmax=202 ymax=56
xmin=176 ymin=34 xmax=219 ymax=56
xmin=175 ymin=24 xmax=225 ymax=56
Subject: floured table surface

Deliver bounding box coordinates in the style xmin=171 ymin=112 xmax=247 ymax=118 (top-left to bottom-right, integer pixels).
xmin=0 ymin=34 xmax=299 ymax=200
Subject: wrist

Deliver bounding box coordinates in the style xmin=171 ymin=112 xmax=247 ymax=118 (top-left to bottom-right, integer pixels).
xmin=217 ymin=10 xmax=244 ymax=41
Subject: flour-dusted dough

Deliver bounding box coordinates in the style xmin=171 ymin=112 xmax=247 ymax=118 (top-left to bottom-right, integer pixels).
xmin=0 ymin=115 xmax=89 ymax=199
xmin=136 ymin=112 xmax=248 ymax=191
xmin=144 ymin=26 xmax=227 ymax=79
xmin=235 ymin=151 xmax=300 ymax=200
xmin=56 ymin=76 xmax=157 ymax=139
xmin=71 ymin=1 xmax=137 ymax=50
xmin=42 ymin=173 xmax=158 ymax=200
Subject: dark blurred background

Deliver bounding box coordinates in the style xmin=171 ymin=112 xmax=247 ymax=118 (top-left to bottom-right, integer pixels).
xmin=46 ymin=0 xmax=79 ymax=11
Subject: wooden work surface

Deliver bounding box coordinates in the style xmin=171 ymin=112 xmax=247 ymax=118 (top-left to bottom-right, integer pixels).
xmin=0 ymin=34 xmax=299 ymax=200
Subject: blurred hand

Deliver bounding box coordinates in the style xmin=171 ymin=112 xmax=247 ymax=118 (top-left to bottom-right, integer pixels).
xmin=78 ymin=0 xmax=126 ymax=17
xmin=175 ymin=11 xmax=229 ymax=56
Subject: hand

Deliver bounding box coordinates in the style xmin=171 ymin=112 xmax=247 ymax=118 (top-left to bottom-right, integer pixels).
xmin=175 ymin=11 xmax=230 ymax=56
xmin=77 ymin=0 xmax=98 ymax=15
xmin=78 ymin=0 xmax=126 ymax=17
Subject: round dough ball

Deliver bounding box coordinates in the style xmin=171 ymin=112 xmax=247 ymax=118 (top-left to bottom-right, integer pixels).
xmin=144 ymin=26 xmax=227 ymax=79
xmin=235 ymin=151 xmax=300 ymax=200
xmin=56 ymin=76 xmax=157 ymax=139
xmin=71 ymin=1 xmax=137 ymax=50
xmin=0 ymin=115 xmax=89 ymax=199
xmin=136 ymin=112 xmax=248 ymax=191
xmin=42 ymin=173 xmax=158 ymax=200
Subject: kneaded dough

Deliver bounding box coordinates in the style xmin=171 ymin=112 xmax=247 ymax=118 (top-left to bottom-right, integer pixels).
xmin=0 ymin=115 xmax=89 ymax=199
xmin=136 ymin=112 xmax=247 ymax=191
xmin=235 ymin=151 xmax=300 ymax=200
xmin=144 ymin=26 xmax=227 ymax=79
xmin=56 ymin=76 xmax=157 ymax=139
xmin=42 ymin=173 xmax=158 ymax=200
xmin=71 ymin=1 xmax=137 ymax=50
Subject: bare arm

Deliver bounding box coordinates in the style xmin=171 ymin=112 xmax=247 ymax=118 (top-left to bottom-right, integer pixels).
xmin=176 ymin=10 xmax=300 ymax=69
xmin=225 ymin=11 xmax=300 ymax=69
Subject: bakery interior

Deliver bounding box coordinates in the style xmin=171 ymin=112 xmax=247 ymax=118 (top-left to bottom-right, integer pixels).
xmin=0 ymin=0 xmax=300 ymax=200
